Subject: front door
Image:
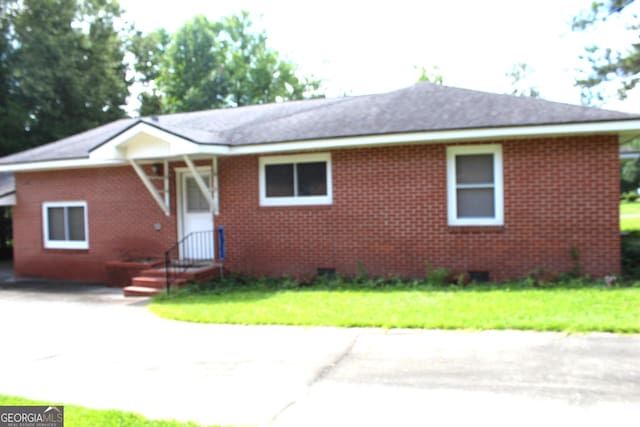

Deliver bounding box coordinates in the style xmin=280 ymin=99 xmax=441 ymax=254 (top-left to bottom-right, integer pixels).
xmin=179 ymin=171 xmax=214 ymax=260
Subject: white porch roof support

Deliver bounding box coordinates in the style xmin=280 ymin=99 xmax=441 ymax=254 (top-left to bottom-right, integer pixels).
xmin=183 ymin=155 xmax=217 ymax=213
xmin=129 ymin=159 xmax=170 ymax=216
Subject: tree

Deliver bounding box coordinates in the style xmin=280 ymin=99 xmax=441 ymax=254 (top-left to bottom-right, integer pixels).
xmin=129 ymin=28 xmax=170 ymax=116
xmin=506 ymin=62 xmax=540 ymax=98
xmin=0 ymin=1 xmax=27 ymax=154
xmin=621 ymin=157 xmax=640 ymax=193
xmin=572 ymin=0 xmax=639 ymax=104
xmin=132 ymin=11 xmax=323 ymax=114
xmin=0 ymin=0 xmax=130 ymax=154
xmin=416 ymin=65 xmax=444 ymax=85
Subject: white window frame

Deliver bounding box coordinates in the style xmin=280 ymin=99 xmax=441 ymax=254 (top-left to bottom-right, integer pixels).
xmin=259 ymin=153 xmax=333 ymax=206
xmin=447 ymin=144 xmax=503 ymax=226
xmin=42 ymin=201 xmax=89 ymax=249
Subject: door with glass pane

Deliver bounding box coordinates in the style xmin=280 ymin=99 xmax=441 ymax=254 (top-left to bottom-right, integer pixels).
xmin=179 ymin=171 xmax=214 ymax=260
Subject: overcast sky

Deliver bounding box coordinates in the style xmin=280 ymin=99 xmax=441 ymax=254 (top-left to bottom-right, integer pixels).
xmin=118 ymin=0 xmax=640 ymax=112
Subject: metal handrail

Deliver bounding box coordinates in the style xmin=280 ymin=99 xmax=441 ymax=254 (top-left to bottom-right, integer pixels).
xmin=164 ymin=230 xmax=214 ymax=293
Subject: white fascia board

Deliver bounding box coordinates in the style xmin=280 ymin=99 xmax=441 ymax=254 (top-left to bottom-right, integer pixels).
xmin=225 ymin=119 xmax=640 ymax=155
xmin=0 ymin=158 xmax=126 ymax=172
xmin=2 ymin=119 xmax=639 ymax=172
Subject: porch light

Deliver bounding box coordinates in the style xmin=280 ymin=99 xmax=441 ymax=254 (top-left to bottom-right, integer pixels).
xmin=151 ymin=163 xmax=163 ymax=176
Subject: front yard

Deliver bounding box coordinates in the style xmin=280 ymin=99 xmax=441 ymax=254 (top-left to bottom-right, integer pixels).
xmin=0 ymin=395 xmax=223 ymax=427
xmin=621 ymin=200 xmax=640 ymax=231
xmin=150 ymin=278 xmax=640 ymax=333
xmin=149 ymin=202 xmax=640 ymax=333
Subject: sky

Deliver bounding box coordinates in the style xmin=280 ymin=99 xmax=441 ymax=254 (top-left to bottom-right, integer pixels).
xmin=118 ymin=0 xmax=640 ymax=113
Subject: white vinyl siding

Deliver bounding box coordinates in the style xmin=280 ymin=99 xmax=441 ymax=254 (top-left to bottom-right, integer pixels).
xmin=447 ymin=145 xmax=503 ymax=226
xmin=42 ymin=201 xmax=89 ymax=249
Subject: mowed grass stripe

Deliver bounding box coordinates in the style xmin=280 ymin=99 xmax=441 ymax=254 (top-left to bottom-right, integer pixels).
xmin=150 ymin=285 xmax=640 ymax=333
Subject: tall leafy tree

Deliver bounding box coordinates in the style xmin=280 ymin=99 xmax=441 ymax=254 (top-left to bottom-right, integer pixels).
xmin=572 ymin=0 xmax=639 ymax=104
xmin=0 ymin=0 xmax=26 ymax=154
xmin=158 ymin=15 xmax=227 ymax=113
xmin=129 ymin=28 xmax=170 ymax=116
xmin=506 ymin=62 xmax=540 ymax=98
xmin=0 ymin=0 xmax=130 ymax=154
xmin=133 ymin=11 xmax=322 ymax=114
xmin=415 ymin=65 xmax=444 ymax=85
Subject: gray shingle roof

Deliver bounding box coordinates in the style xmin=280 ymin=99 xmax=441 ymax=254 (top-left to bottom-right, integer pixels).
xmin=0 ymin=118 xmax=137 ymax=164
xmin=1 ymin=82 xmax=638 ymax=165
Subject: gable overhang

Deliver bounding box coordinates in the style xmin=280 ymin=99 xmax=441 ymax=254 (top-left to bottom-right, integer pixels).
xmin=0 ymin=118 xmax=639 ymax=172
xmin=89 ymin=121 xmax=228 ymax=161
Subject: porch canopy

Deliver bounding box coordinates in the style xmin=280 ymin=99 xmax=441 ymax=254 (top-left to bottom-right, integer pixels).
xmin=90 ymin=121 xmax=220 ymax=216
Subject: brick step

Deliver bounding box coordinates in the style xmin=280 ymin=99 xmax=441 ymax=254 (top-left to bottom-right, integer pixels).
xmin=131 ymin=276 xmax=187 ymax=289
xmin=138 ymin=268 xmax=170 ymax=278
xmin=123 ymin=286 xmax=161 ymax=297
xmin=124 ymin=263 xmax=222 ymax=297
xmin=140 ymin=263 xmax=221 ymax=280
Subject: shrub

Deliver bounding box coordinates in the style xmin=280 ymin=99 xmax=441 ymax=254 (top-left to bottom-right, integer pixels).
xmin=355 ymin=261 xmax=369 ymax=283
xmin=568 ymin=246 xmax=581 ymax=278
xmin=622 ymin=234 xmax=640 ymax=279
xmin=454 ymin=271 xmax=471 ymax=286
xmin=621 ymin=191 xmax=638 ymax=202
xmin=527 ymin=268 xmax=559 ymax=287
xmin=424 ymin=259 xmax=451 ymax=286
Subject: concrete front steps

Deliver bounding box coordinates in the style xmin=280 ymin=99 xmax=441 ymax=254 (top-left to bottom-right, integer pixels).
xmin=123 ymin=262 xmax=221 ymax=297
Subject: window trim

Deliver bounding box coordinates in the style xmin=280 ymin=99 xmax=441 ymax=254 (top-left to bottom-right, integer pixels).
xmin=447 ymin=144 xmax=503 ymax=226
xmin=259 ymin=153 xmax=332 ymax=206
xmin=42 ymin=201 xmax=89 ymax=249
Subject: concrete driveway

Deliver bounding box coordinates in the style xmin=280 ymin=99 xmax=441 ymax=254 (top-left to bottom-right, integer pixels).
xmin=0 ymin=281 xmax=639 ymax=427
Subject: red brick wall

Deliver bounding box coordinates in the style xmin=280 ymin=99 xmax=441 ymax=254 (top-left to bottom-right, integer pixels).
xmin=12 ymin=135 xmax=620 ymax=283
xmin=216 ymin=135 xmax=620 ymax=281
xmin=13 ymin=166 xmax=179 ymax=282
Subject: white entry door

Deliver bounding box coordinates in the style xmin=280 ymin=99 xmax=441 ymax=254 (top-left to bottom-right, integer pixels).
xmin=179 ymin=171 xmax=214 ymax=260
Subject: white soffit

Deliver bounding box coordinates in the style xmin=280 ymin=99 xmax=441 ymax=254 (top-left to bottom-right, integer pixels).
xmin=0 ymin=119 xmax=639 ymax=172
xmin=89 ymin=122 xmax=210 ymax=161
xmin=227 ymin=120 xmax=640 ymax=155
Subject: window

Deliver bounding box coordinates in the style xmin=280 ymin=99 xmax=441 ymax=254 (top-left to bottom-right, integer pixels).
xmin=185 ymin=176 xmax=210 ymax=212
xmin=42 ymin=202 xmax=89 ymax=249
xmin=447 ymin=145 xmax=503 ymax=226
xmin=259 ymin=153 xmax=332 ymax=206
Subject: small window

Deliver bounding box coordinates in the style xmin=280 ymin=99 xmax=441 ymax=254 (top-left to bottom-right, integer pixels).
xmin=259 ymin=153 xmax=332 ymax=206
xmin=42 ymin=202 xmax=89 ymax=249
xmin=185 ymin=176 xmax=210 ymax=212
xmin=447 ymin=145 xmax=503 ymax=226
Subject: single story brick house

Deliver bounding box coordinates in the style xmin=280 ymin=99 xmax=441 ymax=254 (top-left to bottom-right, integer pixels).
xmin=0 ymin=82 xmax=638 ymax=283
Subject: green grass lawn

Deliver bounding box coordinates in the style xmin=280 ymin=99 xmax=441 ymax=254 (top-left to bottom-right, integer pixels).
xmin=150 ymin=280 xmax=640 ymax=333
xmin=620 ymin=201 xmax=640 ymax=231
xmin=622 ymin=215 xmax=640 ymax=231
xmin=620 ymin=200 xmax=640 ymax=216
xmin=0 ymin=395 xmax=225 ymax=427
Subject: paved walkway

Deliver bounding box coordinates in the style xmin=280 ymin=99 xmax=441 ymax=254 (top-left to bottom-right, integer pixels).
xmin=0 ymin=281 xmax=639 ymax=426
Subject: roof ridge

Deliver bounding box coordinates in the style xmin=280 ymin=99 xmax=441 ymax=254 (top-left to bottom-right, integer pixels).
xmin=137 ymin=118 xmax=225 ymax=143
xmin=413 ymin=81 xmax=636 ymax=115
xmin=222 ymin=96 xmax=359 ymax=134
